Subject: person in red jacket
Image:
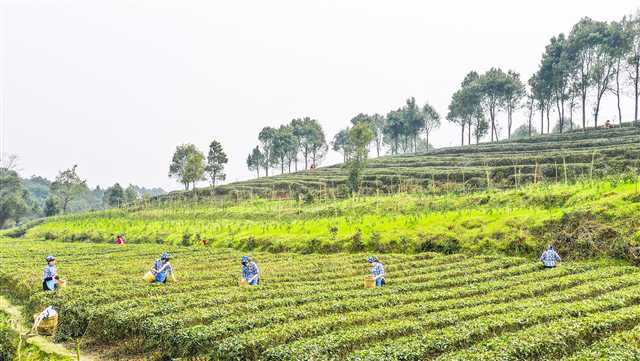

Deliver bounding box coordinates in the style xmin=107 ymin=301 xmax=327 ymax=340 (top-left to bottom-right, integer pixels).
xmin=115 ymin=234 xmax=126 ymax=245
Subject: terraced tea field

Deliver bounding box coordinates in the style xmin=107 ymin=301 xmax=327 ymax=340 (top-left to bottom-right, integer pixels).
xmin=2 ymin=238 xmax=640 ymax=360
xmin=203 ymin=125 xmax=640 ymax=198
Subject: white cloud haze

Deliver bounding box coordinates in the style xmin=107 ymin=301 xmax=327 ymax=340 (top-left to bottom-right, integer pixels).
xmin=1 ymin=0 xmax=638 ymax=190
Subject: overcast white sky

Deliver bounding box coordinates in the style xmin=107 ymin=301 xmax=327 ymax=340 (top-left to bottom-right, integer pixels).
xmin=1 ymin=0 xmax=639 ymax=190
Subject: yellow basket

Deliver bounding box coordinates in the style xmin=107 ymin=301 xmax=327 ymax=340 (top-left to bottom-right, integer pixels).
xmin=57 ymin=279 xmax=67 ymax=288
xmin=364 ymin=276 xmax=376 ymax=289
xmin=239 ymin=279 xmax=249 ymax=287
xmin=34 ymin=314 xmax=58 ymax=336
xmin=143 ymin=272 xmax=156 ymax=283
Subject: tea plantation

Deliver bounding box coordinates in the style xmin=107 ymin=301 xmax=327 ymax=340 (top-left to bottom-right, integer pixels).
xmin=1 ymin=125 xmax=640 ymax=360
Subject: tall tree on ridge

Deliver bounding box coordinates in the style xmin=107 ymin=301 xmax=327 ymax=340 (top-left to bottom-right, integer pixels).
xmin=503 ymin=70 xmax=525 ymax=138
xmin=371 ymin=114 xmax=385 ymax=157
xmin=345 ymin=122 xmax=374 ymax=194
xmin=421 ymin=102 xmax=441 ymax=149
xmin=272 ymin=125 xmax=296 ymax=174
xmin=383 ymin=109 xmax=404 ymax=154
xmin=610 ymin=20 xmax=632 ymax=125
xmin=205 ymin=140 xmax=228 ymax=187
xmin=51 ymin=165 xmax=88 ymax=213
xmin=169 ymin=144 xmax=206 ymax=191
xmin=625 ymin=11 xmax=640 ymax=124
xmin=542 ymin=34 xmax=572 ymax=133
xmin=590 ymin=20 xmax=624 ymax=126
xmin=246 ymin=146 xmax=264 ymax=178
xmin=258 ymin=127 xmax=277 ymax=177
xmin=568 ymin=18 xmax=598 ymax=130
xmin=289 ymin=118 xmax=305 ymax=171
xmin=478 ymin=68 xmax=509 ymax=142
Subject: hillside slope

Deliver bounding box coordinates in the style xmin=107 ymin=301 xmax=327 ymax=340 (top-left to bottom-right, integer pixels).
xmin=201 ymin=125 xmax=640 ymax=198
xmin=14 ymin=179 xmax=640 ymax=262
xmin=5 ymin=124 xmax=640 ymax=261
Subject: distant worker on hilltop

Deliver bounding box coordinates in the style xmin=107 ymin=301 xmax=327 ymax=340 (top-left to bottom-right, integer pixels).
xmin=540 ymin=245 xmax=561 ymax=269
xmin=241 ymin=256 xmax=260 ymax=285
xmin=368 ymin=256 xmax=385 ymax=287
xmin=151 ymin=252 xmax=177 ymax=284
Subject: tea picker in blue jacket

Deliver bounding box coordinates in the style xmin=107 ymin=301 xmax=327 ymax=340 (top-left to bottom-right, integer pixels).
xmin=151 ymin=252 xmax=178 ymax=283
xmin=42 ymin=256 xmax=58 ymax=291
xmin=368 ymin=256 xmax=385 ymax=287
xmin=241 ymin=256 xmax=260 ymax=285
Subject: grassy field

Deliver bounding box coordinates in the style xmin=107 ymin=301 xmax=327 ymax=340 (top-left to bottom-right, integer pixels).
xmin=13 ymin=178 xmax=640 ymax=262
xmin=1 ymin=239 xmax=640 ymax=360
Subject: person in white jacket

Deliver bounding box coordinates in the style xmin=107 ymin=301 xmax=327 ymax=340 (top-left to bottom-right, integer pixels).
xmin=31 ymin=306 xmax=58 ymax=334
xmin=540 ymin=245 xmax=561 ymax=268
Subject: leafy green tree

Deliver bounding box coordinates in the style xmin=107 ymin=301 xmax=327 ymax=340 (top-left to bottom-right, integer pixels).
xmin=0 ymin=168 xmax=30 ymax=227
xmin=184 ymin=151 xmax=206 ymax=190
xmin=105 ymin=183 xmax=125 ymax=206
xmin=350 ymin=113 xmax=372 ymax=127
xmin=590 ymin=20 xmax=626 ymax=126
xmin=290 ymin=118 xmax=305 ymax=171
xmin=43 ymin=196 xmax=60 ymax=217
xmin=567 ymin=84 xmax=581 ymax=130
xmin=300 ymin=118 xmax=327 ymax=169
xmin=541 ymin=34 xmax=572 ymax=133
xmin=24 ymin=175 xmax=51 ymax=212
xmin=332 ymin=128 xmax=352 ymax=163
xmin=502 ymin=71 xmax=525 ymax=138
xmin=371 ymin=114 xmax=385 ymax=157
xmin=345 ymin=122 xmax=374 ymax=194
xmin=124 ymin=185 xmax=139 ymax=203
xmin=93 ymin=186 xmax=105 ymax=209
xmin=350 ymin=113 xmax=376 ymax=156
xmin=463 ymin=73 xmax=485 ymax=144
xmin=246 ymin=146 xmax=264 ymax=178
xmin=421 ymin=102 xmax=440 ymax=149
xmin=50 ymin=165 xmax=87 ymax=214
xmin=401 ymin=97 xmax=423 ymax=152
xmin=568 ymin=18 xmax=599 ymax=129
xmin=530 ymin=66 xmax=553 ymax=134
xmin=472 ymin=116 xmax=490 ymax=144
xmin=205 ymin=140 xmax=228 ymax=186
xmin=169 ymin=144 xmax=206 ymax=190
xmin=447 ymin=90 xmax=468 ymax=146
xmin=448 ymin=72 xmax=485 ymax=145
xmin=351 ymin=113 xmax=385 ymax=157
xmin=478 ymin=68 xmax=510 ymax=141
xmin=285 ymin=135 xmax=299 ymax=172
xmin=624 ymin=12 xmax=640 ymax=123
xmin=609 ymin=20 xmax=632 ymax=124
xmin=524 ymin=90 xmax=536 ymax=138
xmin=348 ymin=123 xmax=374 ymax=161
xmin=258 ymin=127 xmax=277 ymax=176
xmin=382 ymin=109 xmax=405 ymax=154
xmin=272 ymin=125 xmax=296 ymax=174
xmin=289 ymin=118 xmax=324 ymax=170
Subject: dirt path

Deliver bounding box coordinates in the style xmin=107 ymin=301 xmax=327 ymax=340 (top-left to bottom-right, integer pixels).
xmin=0 ymin=294 xmax=96 ymax=361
